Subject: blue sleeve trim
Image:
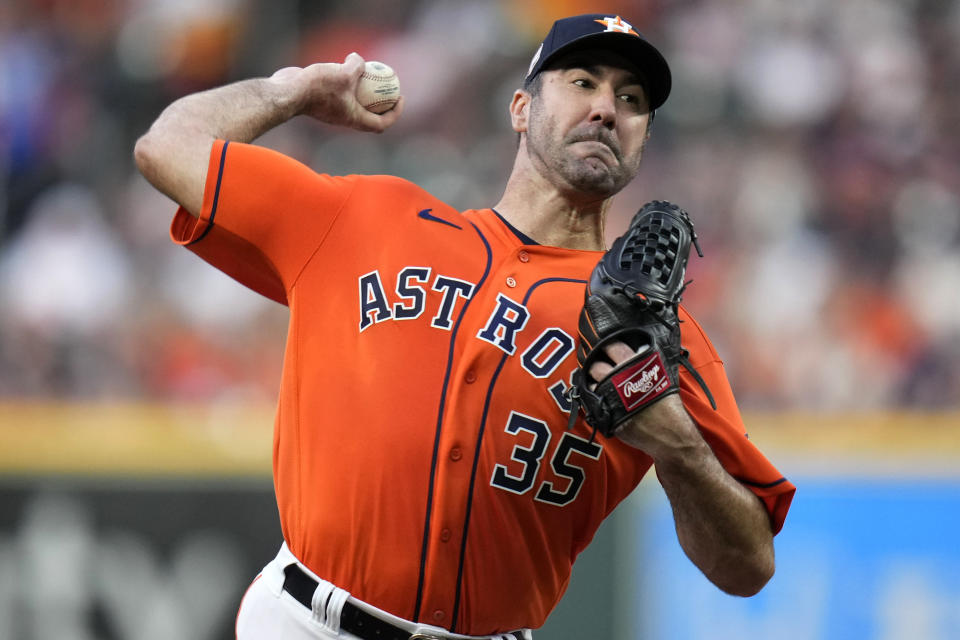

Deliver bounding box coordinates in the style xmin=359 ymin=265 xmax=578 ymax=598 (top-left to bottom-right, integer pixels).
xmin=737 ymin=476 xmax=789 ymax=489
xmin=188 ymin=140 xmax=230 ymax=245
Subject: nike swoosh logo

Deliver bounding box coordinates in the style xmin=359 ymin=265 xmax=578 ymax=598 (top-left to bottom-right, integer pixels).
xmin=417 ymin=208 xmax=462 ymax=230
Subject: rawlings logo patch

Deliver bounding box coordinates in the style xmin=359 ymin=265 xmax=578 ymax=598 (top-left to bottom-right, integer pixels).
xmin=611 ymin=351 xmax=671 ymax=411
xmin=624 ymin=365 xmax=660 ymax=396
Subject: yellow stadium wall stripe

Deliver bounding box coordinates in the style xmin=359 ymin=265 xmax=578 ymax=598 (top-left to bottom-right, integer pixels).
xmin=1 ymin=403 xmax=958 ymax=476
xmin=743 ymin=411 xmax=960 ymax=477
xmin=0 ymin=402 xmax=273 ymax=476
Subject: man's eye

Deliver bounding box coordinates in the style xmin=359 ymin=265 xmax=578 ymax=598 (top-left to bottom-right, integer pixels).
xmin=573 ymin=78 xmax=593 ymax=88
xmin=619 ymin=94 xmax=639 ymax=104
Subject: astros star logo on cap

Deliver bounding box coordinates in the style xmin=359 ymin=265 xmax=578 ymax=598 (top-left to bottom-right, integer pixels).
xmin=594 ymin=16 xmax=640 ymax=36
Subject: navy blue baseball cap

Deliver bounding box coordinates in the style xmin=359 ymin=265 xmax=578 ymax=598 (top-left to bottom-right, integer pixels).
xmin=526 ymin=14 xmax=672 ymax=110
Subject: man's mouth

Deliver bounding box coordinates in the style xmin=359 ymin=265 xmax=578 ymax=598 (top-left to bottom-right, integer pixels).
xmin=571 ymin=139 xmax=620 ymax=168
xmin=568 ymin=130 xmax=621 ymax=162
xmin=576 ymin=140 xmax=616 ymax=159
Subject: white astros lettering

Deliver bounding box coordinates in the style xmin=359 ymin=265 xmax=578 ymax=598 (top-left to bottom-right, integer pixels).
xmin=357 ymin=268 xmax=474 ymax=332
xmin=623 ymin=365 xmax=660 ymax=397
xmin=357 ymin=266 xmax=580 ymax=384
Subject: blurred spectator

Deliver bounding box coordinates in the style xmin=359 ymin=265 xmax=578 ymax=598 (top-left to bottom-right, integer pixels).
xmin=1 ymin=0 xmax=959 ymax=409
xmin=0 ymin=183 xmax=134 ymax=397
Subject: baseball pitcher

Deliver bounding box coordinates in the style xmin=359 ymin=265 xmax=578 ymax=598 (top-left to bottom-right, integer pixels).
xmin=135 ymin=13 xmax=795 ymax=640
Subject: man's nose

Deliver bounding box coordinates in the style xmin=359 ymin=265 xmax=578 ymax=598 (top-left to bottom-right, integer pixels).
xmin=588 ymin=87 xmax=617 ymax=129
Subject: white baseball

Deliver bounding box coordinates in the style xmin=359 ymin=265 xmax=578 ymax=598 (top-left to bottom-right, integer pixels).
xmin=357 ymin=61 xmax=400 ymax=114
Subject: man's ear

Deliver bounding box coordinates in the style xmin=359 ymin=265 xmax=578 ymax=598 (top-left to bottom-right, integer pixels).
xmin=509 ymin=90 xmax=530 ymax=134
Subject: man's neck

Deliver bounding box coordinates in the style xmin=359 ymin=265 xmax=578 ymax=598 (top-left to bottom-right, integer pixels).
xmin=493 ymin=168 xmax=610 ymax=251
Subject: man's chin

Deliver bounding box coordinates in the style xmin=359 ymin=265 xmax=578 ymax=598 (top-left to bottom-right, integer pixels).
xmin=566 ymin=166 xmax=625 ymax=198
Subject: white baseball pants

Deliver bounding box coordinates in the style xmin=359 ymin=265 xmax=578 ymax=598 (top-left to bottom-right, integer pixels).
xmin=234 ymin=543 xmax=533 ymax=640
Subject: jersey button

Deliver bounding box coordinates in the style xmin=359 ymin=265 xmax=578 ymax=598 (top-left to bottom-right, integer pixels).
xmin=450 ymin=447 xmax=462 ymax=461
xmin=440 ymin=528 xmax=451 ymax=542
xmin=433 ymin=610 xmax=445 ymax=623
xmin=506 ymin=276 xmax=517 ymax=288
xmin=464 ymin=370 xmax=477 ymax=384
xmin=518 ymin=250 xmax=530 ymax=263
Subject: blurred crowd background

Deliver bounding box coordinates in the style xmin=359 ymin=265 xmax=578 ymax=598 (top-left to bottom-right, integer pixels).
xmin=1 ymin=0 xmax=959 ymax=411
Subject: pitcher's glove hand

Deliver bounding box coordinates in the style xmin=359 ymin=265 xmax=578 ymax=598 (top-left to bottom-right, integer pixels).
xmin=566 ymin=201 xmax=716 ymax=439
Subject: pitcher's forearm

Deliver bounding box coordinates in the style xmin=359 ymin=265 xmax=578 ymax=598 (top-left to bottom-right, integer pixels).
xmin=654 ymin=437 xmax=775 ymax=596
xmin=132 ymin=54 xmax=404 ymax=217
xmin=154 ymin=77 xmax=304 ymax=145
xmin=616 ymin=397 xmax=774 ymax=595
xmin=133 ymin=77 xmax=305 ymax=216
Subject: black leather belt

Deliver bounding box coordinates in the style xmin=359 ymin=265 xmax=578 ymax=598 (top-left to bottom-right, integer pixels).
xmin=281 ymin=564 xmax=525 ymax=640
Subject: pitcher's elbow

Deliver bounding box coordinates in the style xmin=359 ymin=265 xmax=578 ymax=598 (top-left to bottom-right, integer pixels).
xmin=717 ymin=552 xmax=775 ymax=597
xmin=133 ymin=132 xmax=157 ymax=178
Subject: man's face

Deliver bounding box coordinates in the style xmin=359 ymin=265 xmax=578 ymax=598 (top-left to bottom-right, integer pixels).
xmin=524 ymin=50 xmax=652 ymax=200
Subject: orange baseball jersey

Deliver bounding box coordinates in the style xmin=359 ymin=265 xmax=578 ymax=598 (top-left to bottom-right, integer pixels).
xmin=170 ymin=140 xmax=795 ymax=635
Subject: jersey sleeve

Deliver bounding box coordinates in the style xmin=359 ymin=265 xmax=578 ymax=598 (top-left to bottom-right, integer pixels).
xmin=677 ymin=307 xmax=796 ymax=535
xmin=169 ymin=140 xmax=359 ymax=304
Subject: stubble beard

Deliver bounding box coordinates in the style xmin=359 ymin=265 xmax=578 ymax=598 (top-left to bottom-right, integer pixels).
xmin=526 ymin=107 xmax=642 ymax=200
